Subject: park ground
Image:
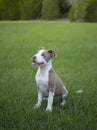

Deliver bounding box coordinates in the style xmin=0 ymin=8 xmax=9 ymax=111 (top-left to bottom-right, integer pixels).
xmin=0 ymin=21 xmax=97 ymax=130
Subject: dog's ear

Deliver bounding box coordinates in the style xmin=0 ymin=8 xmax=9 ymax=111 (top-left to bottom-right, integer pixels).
xmin=48 ymin=50 xmax=56 ymax=57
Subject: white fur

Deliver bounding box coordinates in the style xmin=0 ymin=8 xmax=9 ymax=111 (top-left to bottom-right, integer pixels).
xmin=33 ymin=90 xmax=42 ymax=109
xmin=35 ymin=57 xmax=52 ymax=95
xmin=46 ymin=91 xmax=54 ymax=112
xmin=35 ymin=68 xmax=49 ymax=96
xmin=33 ymin=50 xmax=47 ymax=67
xmin=33 ymin=49 xmax=54 ymax=111
xmin=33 ymin=49 xmax=67 ymax=112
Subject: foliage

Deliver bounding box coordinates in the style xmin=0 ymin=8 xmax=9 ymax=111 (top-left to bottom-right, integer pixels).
xmin=0 ymin=0 xmax=20 ymax=20
xmin=68 ymin=0 xmax=87 ymax=22
xmin=0 ymin=0 xmax=97 ymax=21
xmin=59 ymin=0 xmax=71 ymax=18
xmin=19 ymin=0 xmax=43 ymax=20
xmin=0 ymin=0 xmax=43 ymax=20
xmin=85 ymin=0 xmax=97 ymax=22
xmin=42 ymin=0 xmax=60 ymax=20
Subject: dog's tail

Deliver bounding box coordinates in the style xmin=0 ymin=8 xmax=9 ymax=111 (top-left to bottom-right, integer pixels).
xmin=43 ymin=90 xmax=84 ymax=101
xmin=76 ymin=90 xmax=84 ymax=94
xmin=69 ymin=90 xmax=84 ymax=95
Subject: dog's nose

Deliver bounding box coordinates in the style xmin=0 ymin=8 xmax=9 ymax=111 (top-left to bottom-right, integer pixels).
xmin=33 ymin=56 xmax=36 ymax=61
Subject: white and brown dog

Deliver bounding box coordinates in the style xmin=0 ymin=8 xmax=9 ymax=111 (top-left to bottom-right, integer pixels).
xmin=32 ymin=48 xmax=68 ymax=112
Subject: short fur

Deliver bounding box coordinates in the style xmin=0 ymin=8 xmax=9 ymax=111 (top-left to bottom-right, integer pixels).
xmin=32 ymin=48 xmax=68 ymax=112
xmin=49 ymin=68 xmax=68 ymax=97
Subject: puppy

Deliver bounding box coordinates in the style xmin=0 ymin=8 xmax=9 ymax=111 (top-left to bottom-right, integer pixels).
xmin=32 ymin=48 xmax=68 ymax=112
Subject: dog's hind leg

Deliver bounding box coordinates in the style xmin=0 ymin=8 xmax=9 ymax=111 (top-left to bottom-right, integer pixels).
xmin=60 ymin=99 xmax=66 ymax=106
xmin=60 ymin=92 xmax=68 ymax=106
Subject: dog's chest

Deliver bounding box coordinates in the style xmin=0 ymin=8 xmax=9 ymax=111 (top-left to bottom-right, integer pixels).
xmin=35 ymin=69 xmax=49 ymax=94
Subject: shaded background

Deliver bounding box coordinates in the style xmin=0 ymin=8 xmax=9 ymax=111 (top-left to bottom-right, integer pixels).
xmin=0 ymin=0 xmax=97 ymax=22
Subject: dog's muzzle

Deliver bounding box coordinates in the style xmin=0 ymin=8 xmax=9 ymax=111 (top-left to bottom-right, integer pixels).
xmin=32 ymin=56 xmax=44 ymax=66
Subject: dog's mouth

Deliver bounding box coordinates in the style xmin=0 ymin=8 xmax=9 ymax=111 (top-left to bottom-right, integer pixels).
xmin=33 ymin=59 xmax=44 ymax=66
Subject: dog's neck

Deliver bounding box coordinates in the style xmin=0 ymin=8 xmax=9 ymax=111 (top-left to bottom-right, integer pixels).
xmin=39 ymin=60 xmax=52 ymax=74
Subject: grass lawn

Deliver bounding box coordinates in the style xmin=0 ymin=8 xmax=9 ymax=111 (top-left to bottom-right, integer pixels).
xmin=0 ymin=21 xmax=97 ymax=130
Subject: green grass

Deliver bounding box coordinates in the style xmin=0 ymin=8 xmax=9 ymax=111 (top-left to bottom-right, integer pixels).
xmin=0 ymin=21 xmax=97 ymax=130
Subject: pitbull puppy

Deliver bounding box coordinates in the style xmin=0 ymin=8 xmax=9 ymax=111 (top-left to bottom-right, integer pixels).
xmin=32 ymin=48 xmax=68 ymax=112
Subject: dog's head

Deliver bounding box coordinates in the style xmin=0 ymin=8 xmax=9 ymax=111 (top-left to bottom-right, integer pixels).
xmin=32 ymin=47 xmax=55 ymax=67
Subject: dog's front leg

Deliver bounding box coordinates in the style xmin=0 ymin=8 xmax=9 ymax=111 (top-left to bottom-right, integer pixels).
xmin=33 ymin=89 xmax=42 ymax=109
xmin=46 ymin=91 xmax=54 ymax=112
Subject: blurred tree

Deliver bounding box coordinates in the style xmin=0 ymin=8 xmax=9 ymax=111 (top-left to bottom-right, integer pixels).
xmin=85 ymin=0 xmax=97 ymax=22
xmin=59 ymin=0 xmax=71 ymax=18
xmin=42 ymin=0 xmax=59 ymax=20
xmin=0 ymin=0 xmax=43 ymax=20
xmin=1 ymin=0 xmax=96 ymax=21
xmin=68 ymin=0 xmax=87 ymax=22
xmin=0 ymin=0 xmax=20 ymax=20
xmin=0 ymin=0 xmax=2 ymax=19
xmin=20 ymin=0 xmax=43 ymax=20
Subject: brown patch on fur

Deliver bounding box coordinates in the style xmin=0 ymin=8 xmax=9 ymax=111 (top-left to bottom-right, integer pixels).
xmin=42 ymin=50 xmax=56 ymax=62
xmin=42 ymin=51 xmax=51 ymax=62
xmin=48 ymin=69 xmax=68 ymax=98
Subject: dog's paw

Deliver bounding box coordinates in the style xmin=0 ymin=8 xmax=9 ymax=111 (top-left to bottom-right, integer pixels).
xmin=33 ymin=103 xmax=40 ymax=109
xmin=60 ymin=100 xmax=66 ymax=106
xmin=46 ymin=108 xmax=52 ymax=112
